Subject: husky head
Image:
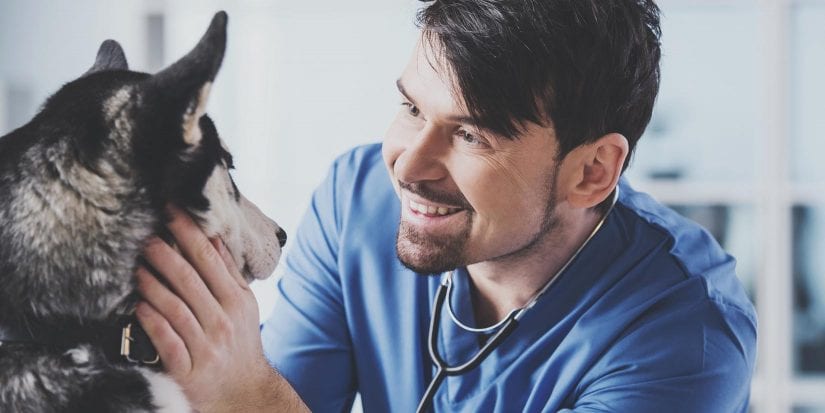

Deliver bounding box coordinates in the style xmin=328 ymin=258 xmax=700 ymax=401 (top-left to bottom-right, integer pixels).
xmin=88 ymin=12 xmax=284 ymax=283
xmin=0 ymin=12 xmax=283 ymax=320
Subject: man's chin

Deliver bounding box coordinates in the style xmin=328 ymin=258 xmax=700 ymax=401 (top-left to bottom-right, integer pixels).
xmin=397 ymin=252 xmax=452 ymax=276
xmin=396 ymin=218 xmax=471 ymax=274
xmin=396 ymin=235 xmax=464 ymax=275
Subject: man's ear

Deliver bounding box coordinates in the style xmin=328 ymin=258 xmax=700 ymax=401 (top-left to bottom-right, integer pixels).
xmin=145 ymin=11 xmax=227 ymax=147
xmin=563 ymin=133 xmax=628 ymax=209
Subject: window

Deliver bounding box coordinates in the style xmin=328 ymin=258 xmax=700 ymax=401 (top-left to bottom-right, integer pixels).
xmin=626 ymin=1 xmax=825 ymax=411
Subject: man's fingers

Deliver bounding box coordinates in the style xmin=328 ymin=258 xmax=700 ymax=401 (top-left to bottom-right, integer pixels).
xmin=135 ymin=266 xmax=210 ymax=356
xmin=165 ymin=205 xmax=240 ymax=303
xmin=211 ymin=237 xmax=249 ymax=290
xmin=135 ymin=300 xmax=192 ymax=375
xmin=142 ymin=238 xmax=224 ymax=329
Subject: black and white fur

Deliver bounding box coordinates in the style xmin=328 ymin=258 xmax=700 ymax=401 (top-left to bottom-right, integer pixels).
xmin=0 ymin=12 xmax=283 ymax=412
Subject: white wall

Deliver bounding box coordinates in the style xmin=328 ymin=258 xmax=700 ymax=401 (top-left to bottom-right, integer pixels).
xmin=0 ymin=1 xmax=150 ymax=111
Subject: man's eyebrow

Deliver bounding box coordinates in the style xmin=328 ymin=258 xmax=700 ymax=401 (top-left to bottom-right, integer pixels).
xmin=396 ymin=78 xmax=477 ymax=126
xmin=396 ymin=79 xmax=416 ymax=106
xmin=446 ymin=113 xmax=476 ymax=125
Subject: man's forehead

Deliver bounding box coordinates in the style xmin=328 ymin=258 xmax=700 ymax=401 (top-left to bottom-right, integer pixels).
xmin=412 ymin=35 xmax=448 ymax=72
xmin=398 ymin=38 xmax=477 ymax=119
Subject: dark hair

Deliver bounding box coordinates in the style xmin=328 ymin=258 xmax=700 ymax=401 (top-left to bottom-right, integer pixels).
xmin=416 ymin=0 xmax=662 ymax=172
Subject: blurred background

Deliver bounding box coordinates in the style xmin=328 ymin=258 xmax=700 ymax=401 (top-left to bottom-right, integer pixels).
xmin=0 ymin=0 xmax=823 ymax=411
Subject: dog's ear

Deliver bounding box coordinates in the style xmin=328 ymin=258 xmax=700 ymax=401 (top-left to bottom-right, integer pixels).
xmin=148 ymin=11 xmax=227 ymax=146
xmin=85 ymin=40 xmax=129 ymax=75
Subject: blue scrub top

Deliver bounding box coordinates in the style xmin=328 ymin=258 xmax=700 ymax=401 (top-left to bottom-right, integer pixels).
xmin=261 ymin=144 xmax=757 ymax=412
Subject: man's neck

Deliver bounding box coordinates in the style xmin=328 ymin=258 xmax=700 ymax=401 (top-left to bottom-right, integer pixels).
xmin=466 ymin=208 xmax=602 ymax=327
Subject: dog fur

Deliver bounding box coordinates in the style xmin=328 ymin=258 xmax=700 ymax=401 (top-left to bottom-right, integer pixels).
xmin=0 ymin=12 xmax=283 ymax=412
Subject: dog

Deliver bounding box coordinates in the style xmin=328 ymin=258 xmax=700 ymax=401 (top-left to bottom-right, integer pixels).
xmin=0 ymin=11 xmax=284 ymax=412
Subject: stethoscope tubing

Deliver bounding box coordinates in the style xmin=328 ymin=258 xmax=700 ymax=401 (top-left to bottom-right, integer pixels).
xmin=414 ymin=188 xmax=619 ymax=413
xmin=416 ymin=281 xmax=520 ymax=413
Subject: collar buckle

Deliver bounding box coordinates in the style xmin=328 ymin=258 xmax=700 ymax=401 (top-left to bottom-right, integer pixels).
xmin=120 ymin=323 xmax=160 ymax=365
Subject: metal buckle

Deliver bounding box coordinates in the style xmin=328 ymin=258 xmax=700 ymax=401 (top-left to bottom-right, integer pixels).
xmin=120 ymin=323 xmax=160 ymax=365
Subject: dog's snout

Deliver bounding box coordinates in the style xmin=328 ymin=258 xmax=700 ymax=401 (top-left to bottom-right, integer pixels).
xmin=276 ymin=228 xmax=287 ymax=247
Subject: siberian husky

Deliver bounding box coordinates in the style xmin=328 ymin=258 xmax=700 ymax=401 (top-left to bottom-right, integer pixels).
xmin=0 ymin=11 xmax=284 ymax=412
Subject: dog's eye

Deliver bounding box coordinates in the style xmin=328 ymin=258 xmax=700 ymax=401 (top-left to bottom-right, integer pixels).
xmin=227 ymin=172 xmax=241 ymax=202
xmin=222 ymin=151 xmax=235 ymax=170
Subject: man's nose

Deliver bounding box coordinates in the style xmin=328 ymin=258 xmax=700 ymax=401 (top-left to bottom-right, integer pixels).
xmin=394 ymin=125 xmax=448 ymax=184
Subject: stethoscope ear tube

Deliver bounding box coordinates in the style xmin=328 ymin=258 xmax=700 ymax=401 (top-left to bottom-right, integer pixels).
xmin=417 ymin=282 xmax=449 ymax=413
xmin=416 ymin=282 xmax=521 ymax=413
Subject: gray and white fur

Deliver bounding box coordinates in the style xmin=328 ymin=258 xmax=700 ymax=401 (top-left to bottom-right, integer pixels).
xmin=0 ymin=12 xmax=284 ymax=412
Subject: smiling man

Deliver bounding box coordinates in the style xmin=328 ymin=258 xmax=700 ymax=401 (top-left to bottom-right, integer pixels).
xmin=136 ymin=1 xmax=757 ymax=412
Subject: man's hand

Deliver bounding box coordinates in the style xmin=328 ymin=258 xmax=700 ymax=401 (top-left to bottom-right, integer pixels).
xmin=135 ymin=205 xmax=308 ymax=412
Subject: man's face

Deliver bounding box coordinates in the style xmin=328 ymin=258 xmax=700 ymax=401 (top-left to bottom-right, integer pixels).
xmin=382 ymin=38 xmax=566 ymax=274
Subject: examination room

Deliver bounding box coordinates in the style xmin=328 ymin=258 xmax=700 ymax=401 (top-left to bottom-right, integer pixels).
xmin=0 ymin=0 xmax=823 ymax=412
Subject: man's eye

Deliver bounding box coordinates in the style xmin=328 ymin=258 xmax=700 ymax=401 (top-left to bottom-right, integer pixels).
xmin=401 ymin=102 xmax=420 ymax=117
xmin=456 ymin=129 xmax=485 ymax=147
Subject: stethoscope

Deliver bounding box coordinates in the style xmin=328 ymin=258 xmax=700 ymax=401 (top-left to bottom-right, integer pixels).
xmin=415 ymin=189 xmax=618 ymax=413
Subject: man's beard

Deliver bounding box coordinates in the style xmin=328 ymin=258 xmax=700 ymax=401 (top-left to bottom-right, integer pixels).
xmin=395 ymin=168 xmax=560 ymax=275
xmin=396 ymin=213 xmax=473 ymax=275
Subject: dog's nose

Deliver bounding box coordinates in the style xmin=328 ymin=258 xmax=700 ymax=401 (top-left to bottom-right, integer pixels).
xmin=276 ymin=228 xmax=287 ymax=247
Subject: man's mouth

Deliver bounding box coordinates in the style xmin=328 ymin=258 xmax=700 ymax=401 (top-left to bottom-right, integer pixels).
xmin=406 ymin=197 xmax=463 ymax=217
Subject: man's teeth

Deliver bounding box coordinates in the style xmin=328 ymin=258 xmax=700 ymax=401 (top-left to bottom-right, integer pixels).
xmin=409 ymin=199 xmax=458 ymax=216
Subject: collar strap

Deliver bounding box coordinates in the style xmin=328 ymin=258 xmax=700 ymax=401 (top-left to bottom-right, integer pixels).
xmin=0 ymin=317 xmax=160 ymax=367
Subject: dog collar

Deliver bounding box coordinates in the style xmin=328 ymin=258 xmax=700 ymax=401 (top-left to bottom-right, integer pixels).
xmin=0 ymin=316 xmax=160 ymax=367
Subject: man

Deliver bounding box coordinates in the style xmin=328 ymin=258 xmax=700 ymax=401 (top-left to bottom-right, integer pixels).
xmin=136 ymin=1 xmax=757 ymax=412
